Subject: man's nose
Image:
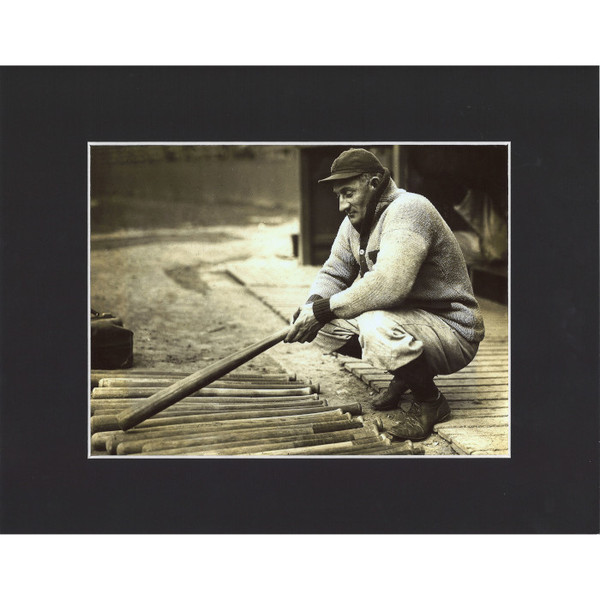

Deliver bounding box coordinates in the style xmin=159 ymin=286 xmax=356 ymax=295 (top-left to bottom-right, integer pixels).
xmin=338 ymin=196 xmax=350 ymax=212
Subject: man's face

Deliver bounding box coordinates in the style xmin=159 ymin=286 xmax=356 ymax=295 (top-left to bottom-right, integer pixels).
xmin=333 ymin=175 xmax=376 ymax=229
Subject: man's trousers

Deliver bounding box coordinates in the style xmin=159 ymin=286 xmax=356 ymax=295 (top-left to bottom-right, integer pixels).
xmin=314 ymin=308 xmax=479 ymax=375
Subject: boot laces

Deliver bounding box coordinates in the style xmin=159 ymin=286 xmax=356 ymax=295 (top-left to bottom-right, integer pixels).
xmin=407 ymin=401 xmax=423 ymax=417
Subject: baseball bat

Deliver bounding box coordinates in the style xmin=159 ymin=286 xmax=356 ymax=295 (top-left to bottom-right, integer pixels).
xmin=340 ymin=441 xmax=422 ymax=455
xmin=243 ymin=436 xmax=388 ymax=456
xmin=90 ymin=396 xmax=323 ymax=416
xmin=98 ymin=379 xmax=313 ymax=389
xmin=91 ymin=370 xmax=296 ymax=388
xmin=94 ymin=403 xmax=362 ymax=434
xmin=92 ymin=399 xmax=324 ymax=416
xmin=91 ymin=393 xmax=319 ymax=407
xmin=92 ymin=386 xmax=316 ymax=399
xmin=116 ymin=327 xmax=291 ymax=430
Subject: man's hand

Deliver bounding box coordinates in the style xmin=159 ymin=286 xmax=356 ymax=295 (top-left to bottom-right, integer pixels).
xmin=285 ymin=303 xmax=323 ymax=344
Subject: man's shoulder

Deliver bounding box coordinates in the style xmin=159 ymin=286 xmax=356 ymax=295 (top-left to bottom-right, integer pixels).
xmin=385 ymin=191 xmax=436 ymax=219
xmin=379 ymin=191 xmax=448 ymax=240
xmin=391 ymin=189 xmax=432 ymax=206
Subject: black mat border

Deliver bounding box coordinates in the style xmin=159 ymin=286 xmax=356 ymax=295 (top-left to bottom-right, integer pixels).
xmin=0 ymin=66 xmax=598 ymax=534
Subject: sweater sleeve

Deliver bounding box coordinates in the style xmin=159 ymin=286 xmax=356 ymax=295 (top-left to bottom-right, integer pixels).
xmin=307 ymin=220 xmax=360 ymax=300
xmin=329 ymin=217 xmax=430 ymax=319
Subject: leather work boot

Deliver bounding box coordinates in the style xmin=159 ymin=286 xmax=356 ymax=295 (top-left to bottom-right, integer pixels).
xmin=387 ymin=392 xmax=451 ymax=441
xmin=372 ymin=376 xmax=409 ymax=411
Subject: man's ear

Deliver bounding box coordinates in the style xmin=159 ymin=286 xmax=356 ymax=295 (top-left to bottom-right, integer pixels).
xmin=369 ymin=176 xmax=380 ymax=189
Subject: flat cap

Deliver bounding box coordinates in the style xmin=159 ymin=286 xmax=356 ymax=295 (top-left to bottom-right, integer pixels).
xmin=318 ymin=148 xmax=385 ymax=183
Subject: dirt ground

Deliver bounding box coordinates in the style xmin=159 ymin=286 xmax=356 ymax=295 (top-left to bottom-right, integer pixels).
xmin=90 ymin=219 xmax=456 ymax=455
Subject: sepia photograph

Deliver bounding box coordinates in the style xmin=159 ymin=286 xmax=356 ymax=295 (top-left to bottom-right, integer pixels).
xmin=89 ymin=142 xmax=509 ymax=458
xmin=1 ymin=65 xmax=597 ymax=538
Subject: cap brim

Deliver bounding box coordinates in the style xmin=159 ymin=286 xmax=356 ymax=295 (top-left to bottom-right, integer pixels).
xmin=317 ymin=171 xmax=364 ymax=183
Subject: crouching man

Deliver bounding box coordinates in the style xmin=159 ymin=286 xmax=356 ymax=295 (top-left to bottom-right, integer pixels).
xmin=285 ymin=148 xmax=485 ymax=441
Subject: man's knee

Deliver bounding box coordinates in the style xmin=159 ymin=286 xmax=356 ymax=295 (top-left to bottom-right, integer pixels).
xmin=356 ymin=310 xmax=423 ymax=371
xmin=358 ymin=310 xmax=416 ymax=347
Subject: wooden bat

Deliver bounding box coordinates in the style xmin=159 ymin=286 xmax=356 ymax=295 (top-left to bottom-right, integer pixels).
xmin=93 ymin=385 xmax=316 ymax=399
xmin=92 ymin=399 xmax=324 ymax=416
xmin=339 ymin=440 xmax=421 ymax=455
xmin=98 ymin=378 xmax=311 ymax=389
xmin=242 ymin=436 xmax=389 ymax=456
xmin=95 ymin=403 xmax=361 ymax=434
xmin=92 ymin=393 xmax=319 ymax=407
xmin=116 ymin=327 xmax=291 ymax=431
xmin=91 ymin=370 xmax=296 ymax=389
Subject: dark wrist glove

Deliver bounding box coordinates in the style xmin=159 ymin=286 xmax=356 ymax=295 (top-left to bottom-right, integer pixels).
xmin=312 ymin=298 xmax=336 ymax=324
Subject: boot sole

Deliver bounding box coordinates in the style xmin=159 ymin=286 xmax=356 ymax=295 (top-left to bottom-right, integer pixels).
xmin=387 ymin=411 xmax=452 ymax=441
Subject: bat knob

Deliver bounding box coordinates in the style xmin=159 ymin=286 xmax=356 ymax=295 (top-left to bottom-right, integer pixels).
xmin=90 ymin=415 xmax=120 ymax=434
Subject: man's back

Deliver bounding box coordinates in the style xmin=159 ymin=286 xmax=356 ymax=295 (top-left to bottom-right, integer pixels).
xmin=374 ymin=190 xmax=484 ymax=343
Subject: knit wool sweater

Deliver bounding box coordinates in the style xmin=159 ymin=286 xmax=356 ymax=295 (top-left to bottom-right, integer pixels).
xmin=309 ymin=180 xmax=485 ymax=343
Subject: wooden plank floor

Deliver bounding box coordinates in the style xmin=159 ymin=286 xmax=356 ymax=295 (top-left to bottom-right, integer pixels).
xmin=226 ymin=259 xmax=509 ymax=456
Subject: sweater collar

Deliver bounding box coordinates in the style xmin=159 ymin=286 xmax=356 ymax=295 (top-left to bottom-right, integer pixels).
xmin=373 ymin=178 xmax=402 ymax=220
xmin=381 ymin=178 xmax=402 ymax=202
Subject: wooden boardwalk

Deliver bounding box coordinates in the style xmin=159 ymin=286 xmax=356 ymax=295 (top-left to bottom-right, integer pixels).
xmin=227 ymin=258 xmax=509 ymax=456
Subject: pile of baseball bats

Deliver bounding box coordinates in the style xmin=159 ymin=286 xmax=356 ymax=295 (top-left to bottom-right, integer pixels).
xmin=89 ymin=327 xmax=421 ymax=456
